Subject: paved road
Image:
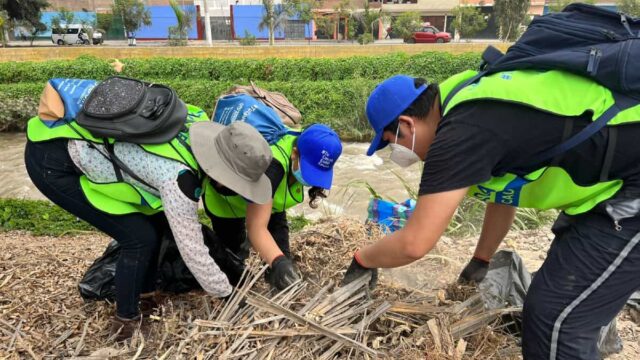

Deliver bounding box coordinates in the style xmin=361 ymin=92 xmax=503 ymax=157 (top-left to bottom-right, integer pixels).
xmin=5 ymin=38 xmax=504 ymax=48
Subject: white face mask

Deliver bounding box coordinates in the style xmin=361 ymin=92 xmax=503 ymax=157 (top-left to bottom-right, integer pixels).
xmin=389 ymin=124 xmax=421 ymax=168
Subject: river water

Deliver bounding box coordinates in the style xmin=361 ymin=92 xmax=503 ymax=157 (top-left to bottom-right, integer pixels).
xmin=0 ymin=133 xmax=422 ymax=220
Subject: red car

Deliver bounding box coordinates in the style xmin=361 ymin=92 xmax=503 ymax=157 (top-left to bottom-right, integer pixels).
xmin=405 ymin=26 xmax=451 ymax=43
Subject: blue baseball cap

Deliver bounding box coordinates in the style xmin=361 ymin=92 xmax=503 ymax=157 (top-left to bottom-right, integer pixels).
xmin=365 ymin=75 xmax=428 ymax=156
xmin=297 ymin=124 xmax=342 ymax=189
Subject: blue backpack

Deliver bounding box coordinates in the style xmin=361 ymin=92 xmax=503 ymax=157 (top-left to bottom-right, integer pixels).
xmin=213 ymin=93 xmax=299 ymax=145
xmin=444 ymin=3 xmax=640 ymax=165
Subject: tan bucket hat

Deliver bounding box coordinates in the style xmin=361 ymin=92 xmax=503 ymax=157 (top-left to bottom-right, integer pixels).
xmin=190 ymin=121 xmax=273 ymax=204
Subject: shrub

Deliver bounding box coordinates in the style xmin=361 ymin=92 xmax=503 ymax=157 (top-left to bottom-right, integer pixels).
xmin=357 ymin=33 xmax=374 ymax=45
xmin=0 ymin=52 xmax=484 ymax=140
xmin=239 ymin=30 xmax=257 ymax=46
xmin=0 ymin=52 xmax=481 ymax=83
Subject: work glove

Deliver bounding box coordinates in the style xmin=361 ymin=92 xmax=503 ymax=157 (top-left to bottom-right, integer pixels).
xmin=341 ymin=251 xmax=378 ymax=291
xmin=457 ymin=256 xmax=490 ymax=284
xmin=266 ymin=255 xmax=301 ymax=290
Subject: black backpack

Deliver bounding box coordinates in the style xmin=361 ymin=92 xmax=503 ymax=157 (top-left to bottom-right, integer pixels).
xmin=72 ymin=76 xmax=191 ymax=191
xmin=76 ymin=76 xmax=187 ymax=144
xmin=444 ymin=3 xmax=640 ymax=165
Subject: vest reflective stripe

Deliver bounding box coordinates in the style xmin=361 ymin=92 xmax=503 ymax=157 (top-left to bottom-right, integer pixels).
xmin=440 ymin=70 xmax=639 ymax=214
xmin=203 ymin=134 xmax=304 ymax=218
xmin=27 ymin=104 xmax=209 ymax=215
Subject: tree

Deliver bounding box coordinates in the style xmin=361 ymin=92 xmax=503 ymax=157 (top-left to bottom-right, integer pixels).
xmin=0 ymin=0 xmax=49 ymax=46
xmin=112 ymin=0 xmax=151 ymax=44
xmin=97 ymin=13 xmax=113 ymax=34
xmin=258 ymin=0 xmax=287 ymax=45
xmin=287 ymin=0 xmax=315 ymax=43
xmin=79 ymin=10 xmax=97 ymax=45
xmin=393 ymin=11 xmax=421 ymax=42
xmin=334 ymin=0 xmax=352 ymax=40
xmin=314 ymin=16 xmax=335 ymax=39
xmin=0 ymin=10 xmax=7 ymax=47
xmin=547 ymin=0 xmax=594 ymax=13
xmin=617 ymin=0 xmax=640 ymax=17
xmin=18 ymin=18 xmax=47 ymax=45
xmin=353 ymin=0 xmax=388 ymax=40
xmin=168 ymin=0 xmax=194 ymax=46
xmin=451 ymin=5 xmax=487 ymax=40
xmin=494 ymin=0 xmax=529 ymax=42
xmin=50 ymin=7 xmax=75 ymax=35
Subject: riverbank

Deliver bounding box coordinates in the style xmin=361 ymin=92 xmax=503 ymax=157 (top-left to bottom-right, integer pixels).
xmin=1 ymin=216 xmax=638 ymax=359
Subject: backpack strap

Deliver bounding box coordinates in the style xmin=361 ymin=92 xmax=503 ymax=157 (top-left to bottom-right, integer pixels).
xmin=103 ymin=140 xmax=124 ymax=183
xmin=102 ymin=141 xmax=158 ymax=192
xmin=441 ymin=46 xmax=503 ymax=112
xmin=527 ymin=93 xmax=637 ymax=167
xmin=441 ymin=70 xmax=487 ymax=113
xmin=600 ymin=126 xmax=617 ymax=182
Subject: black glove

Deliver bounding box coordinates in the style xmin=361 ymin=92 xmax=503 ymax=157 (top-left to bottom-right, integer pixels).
xmin=457 ymin=256 xmax=490 ymax=284
xmin=341 ymin=253 xmax=378 ymax=291
xmin=266 ymin=255 xmax=301 ymax=290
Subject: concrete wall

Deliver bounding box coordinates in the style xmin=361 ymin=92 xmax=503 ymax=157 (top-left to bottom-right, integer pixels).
xmin=46 ymin=0 xmax=173 ymax=12
xmin=0 ymin=43 xmax=511 ymax=62
xmin=135 ymin=5 xmax=199 ymax=39
xmin=231 ymin=5 xmax=312 ymax=40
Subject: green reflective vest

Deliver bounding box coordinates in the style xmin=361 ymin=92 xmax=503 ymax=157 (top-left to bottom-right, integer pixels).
xmin=27 ymin=104 xmax=209 ymax=215
xmin=440 ymin=70 xmax=640 ymax=215
xmin=203 ymin=133 xmax=304 ymax=218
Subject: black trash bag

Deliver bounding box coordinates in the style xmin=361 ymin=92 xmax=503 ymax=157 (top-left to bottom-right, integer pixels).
xmin=78 ymin=240 xmax=119 ymax=301
xmin=78 ymin=225 xmax=245 ymax=301
xmin=478 ymin=250 xmax=622 ymax=358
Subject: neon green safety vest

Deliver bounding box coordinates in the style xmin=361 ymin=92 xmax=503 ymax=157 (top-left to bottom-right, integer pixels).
xmin=440 ymin=69 xmax=640 ymax=215
xmin=202 ymin=133 xmax=304 ymax=218
xmin=27 ymin=104 xmax=209 ymax=215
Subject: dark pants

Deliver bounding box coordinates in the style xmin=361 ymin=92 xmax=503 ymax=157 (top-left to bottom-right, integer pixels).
xmin=522 ymin=210 xmax=640 ymax=359
xmin=25 ymin=139 xmax=167 ymax=319
xmin=207 ymin=210 xmax=291 ymax=260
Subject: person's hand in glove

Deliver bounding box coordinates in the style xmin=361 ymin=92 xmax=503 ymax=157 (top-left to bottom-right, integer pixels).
xmin=341 ymin=250 xmax=378 ymax=291
xmin=266 ymin=255 xmax=301 ymax=290
xmin=457 ymin=256 xmax=490 ymax=284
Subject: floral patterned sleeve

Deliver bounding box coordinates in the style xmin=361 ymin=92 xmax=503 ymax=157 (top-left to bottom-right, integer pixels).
xmin=159 ymin=171 xmax=232 ymax=297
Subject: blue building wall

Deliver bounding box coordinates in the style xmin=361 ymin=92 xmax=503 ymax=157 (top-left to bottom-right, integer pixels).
xmin=18 ymin=11 xmax=96 ymax=38
xmin=232 ymin=5 xmax=312 ymax=39
xmin=24 ymin=6 xmax=198 ymax=40
xmin=136 ymin=5 xmax=198 ymax=39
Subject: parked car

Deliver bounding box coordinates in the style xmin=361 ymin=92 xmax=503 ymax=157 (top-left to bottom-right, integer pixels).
xmin=51 ymin=24 xmax=99 ymax=45
xmin=405 ymin=26 xmax=451 ymax=44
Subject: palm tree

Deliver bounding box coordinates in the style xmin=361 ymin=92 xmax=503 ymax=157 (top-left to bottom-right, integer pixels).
xmin=168 ymin=0 xmax=193 ymax=45
xmin=258 ymin=0 xmax=288 ymax=45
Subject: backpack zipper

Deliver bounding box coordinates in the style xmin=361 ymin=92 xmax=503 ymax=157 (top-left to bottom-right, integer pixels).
xmin=532 ymin=17 xmax=614 ymax=42
xmin=586 ymin=48 xmax=602 ymax=76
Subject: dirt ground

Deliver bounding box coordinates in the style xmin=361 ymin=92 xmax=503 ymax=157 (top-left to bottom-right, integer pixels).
xmin=0 ymin=221 xmax=639 ymax=359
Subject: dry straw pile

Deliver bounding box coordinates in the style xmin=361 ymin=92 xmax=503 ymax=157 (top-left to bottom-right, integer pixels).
xmin=0 ymin=219 xmax=519 ymax=359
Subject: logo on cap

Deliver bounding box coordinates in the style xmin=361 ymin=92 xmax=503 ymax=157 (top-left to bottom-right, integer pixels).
xmin=318 ymin=150 xmax=334 ymax=169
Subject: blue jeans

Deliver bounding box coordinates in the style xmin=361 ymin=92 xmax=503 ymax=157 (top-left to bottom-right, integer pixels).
xmin=522 ymin=210 xmax=640 ymax=359
xmin=25 ymin=139 xmax=166 ymax=319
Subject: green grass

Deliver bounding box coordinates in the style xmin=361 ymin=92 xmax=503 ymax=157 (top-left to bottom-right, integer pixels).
xmin=0 ymin=198 xmax=97 ymax=236
xmin=0 ymin=199 xmax=310 ymax=237
xmin=349 ymin=177 xmax=557 ymax=238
